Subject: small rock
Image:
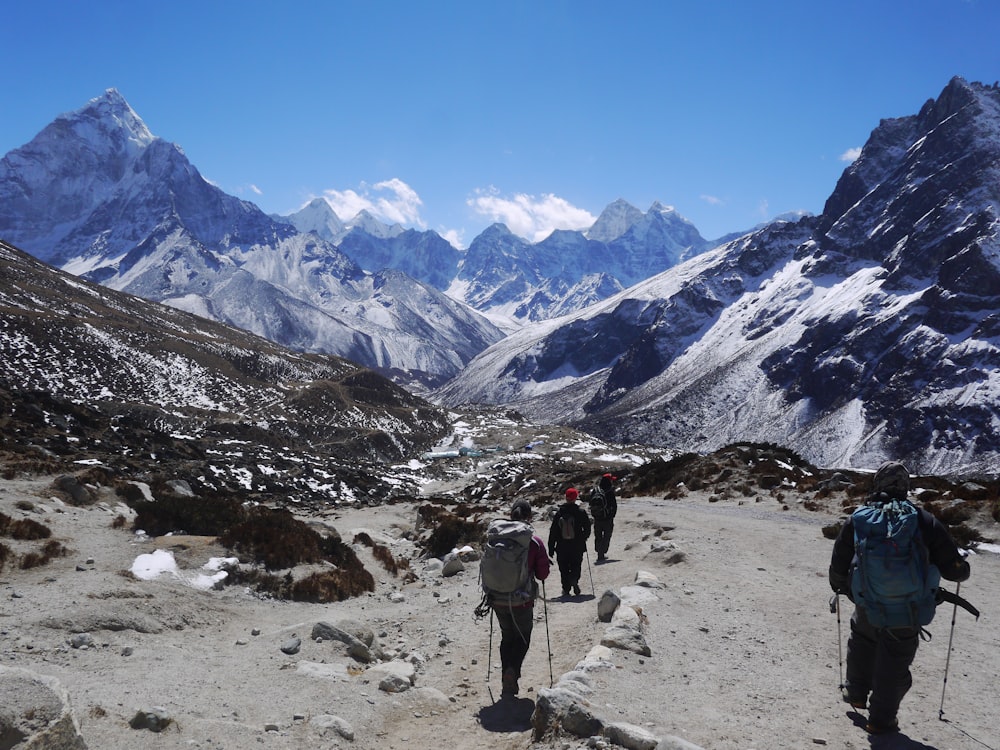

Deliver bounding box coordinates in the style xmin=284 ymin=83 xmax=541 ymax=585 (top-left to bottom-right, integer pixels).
xmin=379 ymin=673 xmax=412 ymax=693
xmin=129 ymin=707 xmax=172 ymax=732
xmin=441 ymin=553 xmax=465 ymax=577
xmin=311 ymin=714 xmax=355 ymax=740
xmin=69 ymin=633 xmax=93 ymax=649
xmin=281 ymin=637 xmax=302 ymax=655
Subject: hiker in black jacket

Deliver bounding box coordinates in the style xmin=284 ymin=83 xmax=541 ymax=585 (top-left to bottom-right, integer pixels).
xmin=548 ymin=487 xmax=591 ymax=597
xmin=828 ymin=461 xmax=971 ymax=736
xmin=590 ymin=473 xmax=618 ymax=562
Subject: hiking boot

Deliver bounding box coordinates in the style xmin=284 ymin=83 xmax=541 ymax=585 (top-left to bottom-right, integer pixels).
xmin=562 ymin=588 xmax=571 ymax=597
xmin=501 ymin=670 xmax=519 ymax=698
xmin=573 ymin=584 xmax=581 ymax=596
xmin=596 ymin=553 xmax=607 ymax=562
xmin=864 ymin=719 xmax=899 ymax=735
xmin=841 ymin=689 xmax=867 ymax=710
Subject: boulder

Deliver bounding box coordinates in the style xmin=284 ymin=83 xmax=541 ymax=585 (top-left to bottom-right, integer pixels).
xmin=0 ymin=666 xmax=88 ymax=749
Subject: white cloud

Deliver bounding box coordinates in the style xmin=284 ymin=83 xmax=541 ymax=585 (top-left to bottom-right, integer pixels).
xmin=322 ymin=178 xmax=426 ymax=228
xmin=840 ymin=147 xmax=863 ymax=163
xmin=439 ymin=227 xmax=465 ymax=249
xmin=467 ymin=188 xmax=596 ymax=242
xmin=249 ymin=184 xmax=262 ymax=195
xmin=700 ymin=194 xmax=724 ymax=206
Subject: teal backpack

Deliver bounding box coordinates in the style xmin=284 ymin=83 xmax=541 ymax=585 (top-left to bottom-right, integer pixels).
xmin=850 ymin=498 xmax=941 ymax=629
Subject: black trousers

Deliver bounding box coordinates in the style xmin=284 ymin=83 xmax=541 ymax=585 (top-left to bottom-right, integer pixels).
xmin=493 ymin=604 xmax=535 ymax=678
xmin=593 ymin=518 xmax=614 ymax=556
xmin=555 ymin=545 xmax=585 ymax=591
xmin=845 ymin=606 xmax=920 ymax=727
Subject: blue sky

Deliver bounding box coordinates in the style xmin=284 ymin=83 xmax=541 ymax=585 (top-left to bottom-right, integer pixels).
xmin=4 ymin=1 xmax=999 ymax=248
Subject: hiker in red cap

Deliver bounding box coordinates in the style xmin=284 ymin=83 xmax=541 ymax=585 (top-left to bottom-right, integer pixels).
xmin=588 ymin=473 xmax=618 ymax=562
xmin=548 ymin=487 xmax=591 ymax=597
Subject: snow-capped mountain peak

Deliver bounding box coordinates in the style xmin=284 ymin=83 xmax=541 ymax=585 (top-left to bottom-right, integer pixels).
xmin=0 ymin=90 xmax=503 ymax=388
xmin=435 ymin=77 xmax=1000 ymax=476
xmin=586 ymin=198 xmax=645 ymax=242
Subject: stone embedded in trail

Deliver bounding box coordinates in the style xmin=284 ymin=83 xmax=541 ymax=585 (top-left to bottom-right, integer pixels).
xmin=128 ymin=706 xmax=172 ymax=732
xmin=280 ymin=636 xmax=301 ymax=655
xmin=604 ymin=721 xmax=660 ymax=750
xmin=600 ymin=625 xmax=651 ymax=657
xmin=531 ymin=684 xmax=603 ymax=740
xmin=441 ymin=551 xmax=465 ymax=576
xmin=378 ymin=673 xmax=412 ymax=693
xmin=634 ymin=570 xmax=666 ymax=588
xmin=311 ymin=619 xmax=383 ymax=662
xmin=310 ymin=714 xmax=355 ymax=740
xmin=365 ymin=658 xmax=416 ymax=693
xmin=597 ymin=589 xmax=621 ymax=622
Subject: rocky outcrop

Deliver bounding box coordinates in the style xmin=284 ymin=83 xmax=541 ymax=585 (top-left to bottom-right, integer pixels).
xmin=0 ymin=666 xmax=88 ymax=749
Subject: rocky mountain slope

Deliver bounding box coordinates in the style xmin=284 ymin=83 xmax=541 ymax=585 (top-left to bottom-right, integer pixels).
xmin=0 ymin=238 xmax=449 ymax=506
xmin=436 ymin=77 xmax=1000 ymax=477
xmin=0 ymin=90 xmax=503 ymax=388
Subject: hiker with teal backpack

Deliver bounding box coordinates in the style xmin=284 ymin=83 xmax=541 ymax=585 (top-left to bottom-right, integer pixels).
xmin=548 ymin=487 xmax=591 ymax=597
xmin=589 ymin=473 xmax=618 ymax=562
xmin=477 ymin=499 xmax=550 ymax=699
xmin=828 ymin=461 xmax=971 ymax=736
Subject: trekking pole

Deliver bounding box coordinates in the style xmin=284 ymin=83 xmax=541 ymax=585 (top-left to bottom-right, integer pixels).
xmin=541 ymin=579 xmax=553 ymax=687
xmin=830 ymin=593 xmax=844 ymax=690
xmin=938 ymin=582 xmax=961 ymax=721
xmin=487 ymin=608 xmax=495 ymax=703
xmin=585 ymin=548 xmax=594 ymax=596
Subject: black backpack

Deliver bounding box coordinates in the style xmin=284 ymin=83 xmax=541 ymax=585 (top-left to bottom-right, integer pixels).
xmin=588 ymin=485 xmax=610 ymax=520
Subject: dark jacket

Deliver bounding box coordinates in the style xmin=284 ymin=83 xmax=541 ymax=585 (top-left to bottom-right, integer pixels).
xmin=829 ymin=500 xmax=970 ymax=596
xmin=548 ymin=502 xmax=592 ymax=555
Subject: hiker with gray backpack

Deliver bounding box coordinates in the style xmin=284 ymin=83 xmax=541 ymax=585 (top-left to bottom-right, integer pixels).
xmin=476 ymin=499 xmax=551 ymax=699
xmin=828 ymin=461 xmax=972 ymax=736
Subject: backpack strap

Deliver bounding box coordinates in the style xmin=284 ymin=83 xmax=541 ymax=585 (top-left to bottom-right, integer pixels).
xmin=937 ymin=588 xmax=981 ymax=620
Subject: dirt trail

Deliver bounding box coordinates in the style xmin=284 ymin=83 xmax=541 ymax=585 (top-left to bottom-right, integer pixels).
xmin=2 ymin=478 xmax=998 ymax=750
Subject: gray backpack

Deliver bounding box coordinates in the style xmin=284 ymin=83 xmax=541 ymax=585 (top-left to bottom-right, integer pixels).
xmin=481 ymin=519 xmax=535 ymax=607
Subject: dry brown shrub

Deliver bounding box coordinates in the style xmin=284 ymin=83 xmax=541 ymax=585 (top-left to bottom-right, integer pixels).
xmin=948 ymin=523 xmax=985 ymax=549
xmin=417 ymin=506 xmax=485 ymax=558
xmin=0 ymin=514 xmax=52 ymax=541
xmin=290 ymin=569 xmax=375 ymax=602
xmin=21 ymin=539 xmax=70 ymax=567
xmin=220 ymin=507 xmax=329 ymax=570
xmin=0 ymin=542 xmax=11 ymax=572
xmin=129 ymin=489 xmax=242 ymax=537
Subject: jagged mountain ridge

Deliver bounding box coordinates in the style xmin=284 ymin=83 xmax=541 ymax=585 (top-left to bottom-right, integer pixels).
xmin=0 ymin=90 xmax=503 ymax=388
xmin=435 ymin=77 xmax=1000 ymax=477
xmin=285 ymin=195 xmax=715 ymax=328
xmin=0 ymin=237 xmax=449 ymax=504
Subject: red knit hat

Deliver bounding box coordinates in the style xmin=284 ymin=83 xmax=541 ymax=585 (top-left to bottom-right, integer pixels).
xmin=565 ymin=487 xmax=579 ymax=501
